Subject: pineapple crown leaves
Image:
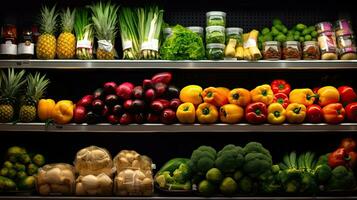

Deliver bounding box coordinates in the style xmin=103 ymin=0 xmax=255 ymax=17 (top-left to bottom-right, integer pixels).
xmin=0 ymin=68 xmax=26 ymax=98
xmin=39 ymin=5 xmax=59 ymax=34
xmin=24 ymin=72 xmax=50 ymax=102
xmin=74 ymin=8 xmax=94 ymax=41
xmin=88 ymin=1 xmax=119 ymax=42
xmin=60 ymin=7 xmax=76 ymax=33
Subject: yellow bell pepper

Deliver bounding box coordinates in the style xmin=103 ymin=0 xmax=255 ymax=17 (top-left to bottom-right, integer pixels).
xmin=317 ymin=86 xmax=340 ymax=106
xmin=176 ymin=102 xmax=196 ymax=124
xmin=179 ymin=85 xmax=203 ymax=105
xmin=196 ymin=103 xmax=218 ymax=124
xmin=201 ymin=87 xmax=228 ymax=107
xmin=52 ymin=100 xmax=74 ymax=124
xmin=228 ymin=88 xmax=251 ymax=107
xmin=286 ymin=103 xmax=306 ymax=123
xmin=250 ymin=84 xmax=274 ymax=105
xmin=37 ymin=99 xmax=56 ymax=121
xmin=220 ymin=104 xmax=244 ymax=124
xmin=289 ymin=88 xmax=317 ymax=106
xmin=267 ymin=103 xmax=286 ymax=124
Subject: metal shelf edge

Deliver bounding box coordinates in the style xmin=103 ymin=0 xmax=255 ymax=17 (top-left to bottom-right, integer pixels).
xmin=1 ymin=123 xmax=357 ymax=133
xmin=1 ymin=60 xmax=357 ymax=69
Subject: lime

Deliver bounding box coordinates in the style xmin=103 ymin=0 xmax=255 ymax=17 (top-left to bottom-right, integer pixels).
xmin=287 ymin=30 xmax=294 ymax=36
xmin=264 ymin=34 xmax=273 ymax=41
xmin=302 ymin=29 xmax=311 ymax=36
xmin=294 ymin=31 xmax=300 ymax=36
xmin=308 ymin=26 xmax=315 ymax=32
xmin=272 ymin=18 xmax=283 ymax=26
xmin=299 ymin=36 xmax=305 ymax=42
xmin=282 ymin=27 xmax=288 ymax=34
xmin=276 ymin=34 xmax=287 ymax=43
xmin=262 ymin=27 xmax=270 ymax=35
xmin=296 ymin=23 xmax=306 ymax=31
xmin=293 ymin=35 xmax=300 ymax=41
xmin=286 ymin=36 xmax=294 ymax=41
xmin=271 ymin=29 xmax=280 ymax=37
xmin=275 ymin=24 xmax=283 ymax=32
xmin=311 ymin=31 xmax=318 ymax=37
xmin=258 ymin=35 xmax=264 ymax=42
xmin=305 ymin=35 xmax=312 ymax=41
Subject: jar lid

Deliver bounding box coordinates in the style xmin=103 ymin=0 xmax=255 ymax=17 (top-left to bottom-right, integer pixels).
xmin=303 ymin=41 xmax=318 ymax=45
xmin=263 ymin=41 xmax=280 ymax=46
xmin=284 ymin=41 xmax=300 ymax=45
xmin=206 ymin=11 xmax=226 ymax=17
xmin=207 ymin=43 xmax=225 ymax=49
xmin=163 ymin=28 xmax=172 ymax=34
xmin=187 ymin=26 xmax=204 ymax=33
xmin=226 ymin=27 xmax=243 ymax=35
xmin=340 ymin=47 xmax=357 ymax=54
xmin=316 ymin=21 xmax=333 ymax=33
xmin=206 ymin=26 xmax=225 ymax=32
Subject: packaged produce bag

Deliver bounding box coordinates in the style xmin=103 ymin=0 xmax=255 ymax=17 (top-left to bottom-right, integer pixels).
xmin=75 ymin=173 xmax=113 ymax=196
xmin=114 ymin=168 xmax=154 ymax=196
xmin=36 ymin=163 xmax=75 ymax=195
xmin=113 ymin=150 xmax=153 ymax=173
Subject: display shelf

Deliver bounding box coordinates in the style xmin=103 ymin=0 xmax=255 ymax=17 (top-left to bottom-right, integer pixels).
xmin=1 ymin=60 xmax=357 ymax=70
xmin=1 ymin=123 xmax=357 ymax=133
xmin=0 ymin=196 xmax=357 ymax=200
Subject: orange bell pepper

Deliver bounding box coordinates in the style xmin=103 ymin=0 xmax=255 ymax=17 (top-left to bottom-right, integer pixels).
xmin=196 ymin=103 xmax=219 ymax=124
xmin=219 ymin=104 xmax=244 ymax=123
xmin=250 ymin=84 xmax=274 ymax=105
xmin=317 ymin=86 xmax=340 ymax=107
xmin=322 ymin=103 xmax=345 ymax=124
xmin=228 ymin=88 xmax=251 ymax=107
xmin=52 ymin=100 xmax=74 ymax=124
xmin=289 ymin=88 xmax=317 ymax=106
xmin=37 ymin=99 xmax=56 ymax=121
xmin=201 ymin=87 xmax=228 ymax=107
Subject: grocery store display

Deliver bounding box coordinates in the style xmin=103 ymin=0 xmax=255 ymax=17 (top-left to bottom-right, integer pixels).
xmin=0 ymin=146 xmax=46 ymax=192
xmin=74 ymin=9 xmax=94 ymax=60
xmin=36 ymin=5 xmax=58 ymax=60
xmin=0 ymin=69 xmax=26 ymax=123
xmin=89 ymin=1 xmax=119 ymax=60
xmin=56 ymin=8 xmax=76 ymax=59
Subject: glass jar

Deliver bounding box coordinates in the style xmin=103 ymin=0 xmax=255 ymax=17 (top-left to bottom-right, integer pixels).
xmin=0 ymin=24 xmax=18 ymax=58
xmin=336 ymin=34 xmax=356 ymax=49
xmin=282 ymin=41 xmax=301 ymax=60
xmin=206 ymin=43 xmax=225 ymax=60
xmin=303 ymin=41 xmax=320 ymax=60
xmin=335 ymin=19 xmax=353 ymax=37
xmin=315 ymin=22 xmax=333 ymax=34
xmin=187 ymin=26 xmax=204 ymax=39
xmin=318 ymin=31 xmax=338 ymax=60
xmin=163 ymin=28 xmax=172 ymax=40
xmin=226 ymin=27 xmax=243 ymax=46
xmin=17 ymin=26 xmax=34 ymax=59
xmin=339 ymin=47 xmax=357 ymax=60
xmin=206 ymin=11 xmax=226 ymax=27
xmin=262 ymin=41 xmax=281 ymax=60
xmin=206 ymin=26 xmax=225 ymax=44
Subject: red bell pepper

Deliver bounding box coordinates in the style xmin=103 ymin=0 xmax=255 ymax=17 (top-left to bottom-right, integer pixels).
xmin=245 ymin=102 xmax=267 ymax=124
xmin=340 ymin=138 xmax=357 ymax=153
xmin=322 ymin=103 xmax=345 ymax=124
xmin=338 ymin=86 xmax=357 ymax=106
xmin=271 ymin=79 xmax=291 ymax=95
xmin=306 ymin=104 xmax=323 ymax=123
xmin=273 ymin=93 xmax=289 ymax=108
xmin=328 ymin=147 xmax=357 ymax=169
xmin=345 ymin=102 xmax=357 ymax=122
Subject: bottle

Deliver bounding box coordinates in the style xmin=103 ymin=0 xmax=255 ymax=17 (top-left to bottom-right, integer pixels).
xmin=0 ymin=24 xmax=18 ymax=58
xmin=17 ymin=26 xmax=34 ymax=58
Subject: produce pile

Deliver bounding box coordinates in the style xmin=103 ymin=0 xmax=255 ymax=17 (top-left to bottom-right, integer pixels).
xmin=2 ymin=69 xmax=357 ymax=125
xmin=0 ymin=146 xmax=46 ymax=192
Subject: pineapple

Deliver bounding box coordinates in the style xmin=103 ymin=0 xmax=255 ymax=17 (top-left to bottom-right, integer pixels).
xmin=89 ymin=1 xmax=119 ymax=60
xmin=56 ymin=8 xmax=76 ymax=59
xmin=0 ymin=69 xmax=26 ymax=123
xmin=36 ymin=5 xmax=58 ymax=59
xmin=19 ymin=73 xmax=50 ymax=122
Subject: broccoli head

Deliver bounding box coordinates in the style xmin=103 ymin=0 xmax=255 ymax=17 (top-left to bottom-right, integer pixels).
xmin=190 ymin=146 xmax=216 ymax=175
xmin=215 ymin=144 xmax=244 ymax=173
xmin=243 ymin=142 xmax=272 ymax=159
xmin=326 ymin=165 xmax=356 ymax=191
xmin=243 ymin=152 xmax=272 ymax=179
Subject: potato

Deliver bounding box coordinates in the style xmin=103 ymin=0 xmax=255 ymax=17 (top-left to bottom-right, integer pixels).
xmin=61 ymin=169 xmax=75 ymax=184
xmin=45 ymin=168 xmax=62 ymax=184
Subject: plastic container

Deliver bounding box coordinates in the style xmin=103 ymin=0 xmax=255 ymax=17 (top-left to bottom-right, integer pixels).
xmin=282 ymin=41 xmax=301 ymax=60
xmin=36 ymin=163 xmax=75 ymax=195
xmin=17 ymin=26 xmax=34 ymax=59
xmin=74 ymin=146 xmax=113 ymax=177
xmin=336 ymin=34 xmax=356 ymax=49
xmin=318 ymin=31 xmax=338 ymax=60
xmin=335 ymin=19 xmax=353 ymax=37
xmin=113 ymin=150 xmax=153 ymax=173
xmin=0 ymin=24 xmax=17 ymax=58
xmin=187 ymin=26 xmax=204 ymax=39
xmin=114 ymin=168 xmax=154 ymax=196
xmin=262 ymin=41 xmax=281 ymax=60
xmin=206 ymin=43 xmax=225 ymax=60
xmin=339 ymin=47 xmax=357 ymax=60
xmin=163 ymin=28 xmax=173 ymax=40
xmin=206 ymin=11 xmax=226 ymax=27
xmin=75 ymin=173 xmax=113 ymax=196
xmin=226 ymin=27 xmax=243 ymax=46
xmin=316 ymin=22 xmax=333 ymax=34
xmin=303 ymin=41 xmax=320 ymax=60
xmin=206 ymin=26 xmax=225 ymax=44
